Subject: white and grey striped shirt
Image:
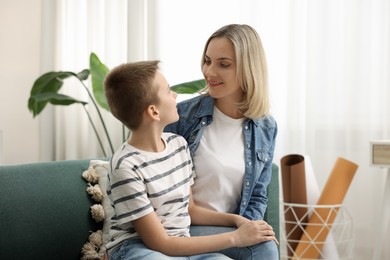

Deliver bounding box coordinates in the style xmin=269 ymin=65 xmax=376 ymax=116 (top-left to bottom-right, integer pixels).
xmin=106 ymin=132 xmax=194 ymax=250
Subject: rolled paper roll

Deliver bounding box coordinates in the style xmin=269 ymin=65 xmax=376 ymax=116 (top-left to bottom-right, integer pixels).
xmin=281 ymin=154 xmax=308 ymax=256
xmin=292 ymin=157 xmax=358 ymax=259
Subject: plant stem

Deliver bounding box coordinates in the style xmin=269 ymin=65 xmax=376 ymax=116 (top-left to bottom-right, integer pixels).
xmin=79 ymin=80 xmax=114 ymax=154
xmin=82 ymin=105 xmax=107 ymax=157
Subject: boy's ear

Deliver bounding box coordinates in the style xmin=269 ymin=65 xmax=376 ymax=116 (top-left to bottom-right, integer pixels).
xmin=147 ymin=105 xmax=160 ymax=120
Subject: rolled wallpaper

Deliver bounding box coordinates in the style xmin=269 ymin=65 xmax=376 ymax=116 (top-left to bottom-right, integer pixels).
xmin=303 ymin=156 xmax=339 ymax=259
xmin=280 ymin=154 xmax=308 ymax=256
xmin=292 ymin=157 xmax=358 ymax=259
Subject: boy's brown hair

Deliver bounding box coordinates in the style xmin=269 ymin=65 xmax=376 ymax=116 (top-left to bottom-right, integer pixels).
xmin=104 ymin=60 xmax=160 ymax=130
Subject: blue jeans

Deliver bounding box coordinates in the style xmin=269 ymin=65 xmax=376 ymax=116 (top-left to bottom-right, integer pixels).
xmin=110 ymin=237 xmax=232 ymax=260
xmin=190 ymin=226 xmax=279 ymax=260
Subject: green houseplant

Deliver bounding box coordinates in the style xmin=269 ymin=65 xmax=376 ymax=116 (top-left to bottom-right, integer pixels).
xmin=28 ymin=52 xmax=205 ymax=157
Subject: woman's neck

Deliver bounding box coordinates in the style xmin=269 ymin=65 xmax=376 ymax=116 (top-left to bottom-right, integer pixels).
xmin=215 ymin=100 xmax=244 ymax=119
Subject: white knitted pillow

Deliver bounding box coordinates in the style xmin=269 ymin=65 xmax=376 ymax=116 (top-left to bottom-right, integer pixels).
xmin=81 ymin=160 xmax=114 ymax=259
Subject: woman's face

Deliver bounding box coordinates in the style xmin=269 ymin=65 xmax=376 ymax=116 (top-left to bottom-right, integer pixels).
xmin=202 ymin=37 xmax=243 ymax=103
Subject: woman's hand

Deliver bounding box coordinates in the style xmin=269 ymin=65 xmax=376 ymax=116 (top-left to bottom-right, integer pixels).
xmin=232 ymin=220 xmax=279 ymax=247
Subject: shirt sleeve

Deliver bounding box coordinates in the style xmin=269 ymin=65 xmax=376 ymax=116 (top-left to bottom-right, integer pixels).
xmin=109 ymin=167 xmax=154 ymax=229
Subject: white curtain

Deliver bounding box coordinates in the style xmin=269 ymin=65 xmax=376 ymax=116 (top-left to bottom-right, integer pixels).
xmin=39 ymin=0 xmax=148 ymax=161
xmin=269 ymin=1 xmax=390 ymax=258
xmin=40 ymin=0 xmax=390 ymax=258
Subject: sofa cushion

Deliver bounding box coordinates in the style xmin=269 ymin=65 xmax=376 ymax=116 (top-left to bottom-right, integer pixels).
xmin=0 ymin=159 xmax=102 ymax=260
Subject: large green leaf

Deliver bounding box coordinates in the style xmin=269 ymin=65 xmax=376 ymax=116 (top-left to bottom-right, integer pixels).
xmin=90 ymin=52 xmax=110 ymax=111
xmin=170 ymin=79 xmax=206 ymax=94
xmin=27 ymin=53 xmax=114 ymax=156
xmin=28 ymin=71 xmax=77 ymax=116
xmin=28 ymin=92 xmax=87 ymax=117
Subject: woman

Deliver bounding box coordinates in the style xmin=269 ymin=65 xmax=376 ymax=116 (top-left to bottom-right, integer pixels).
xmin=105 ymin=60 xmax=275 ymax=260
xmin=165 ymin=24 xmax=278 ymax=259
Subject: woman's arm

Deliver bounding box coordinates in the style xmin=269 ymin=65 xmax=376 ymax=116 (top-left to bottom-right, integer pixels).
xmin=187 ymin=189 xmax=278 ymax=246
xmin=243 ymin=118 xmax=278 ymax=220
xmin=243 ymin=162 xmax=272 ymax=220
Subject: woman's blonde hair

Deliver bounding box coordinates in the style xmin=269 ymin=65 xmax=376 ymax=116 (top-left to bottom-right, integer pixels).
xmin=201 ymin=24 xmax=269 ymax=119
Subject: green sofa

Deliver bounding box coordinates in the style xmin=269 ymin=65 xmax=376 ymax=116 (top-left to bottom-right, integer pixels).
xmin=0 ymin=159 xmax=279 ymax=260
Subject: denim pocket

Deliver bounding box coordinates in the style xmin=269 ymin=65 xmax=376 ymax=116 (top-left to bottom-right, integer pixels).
xmin=256 ymin=150 xmax=270 ymax=163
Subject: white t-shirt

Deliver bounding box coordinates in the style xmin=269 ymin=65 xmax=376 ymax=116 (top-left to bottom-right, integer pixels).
xmin=192 ymin=106 xmax=245 ymax=213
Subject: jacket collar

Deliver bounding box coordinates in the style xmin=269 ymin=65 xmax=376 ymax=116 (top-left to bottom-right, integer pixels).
xmin=194 ymin=95 xmax=266 ymax=127
xmin=195 ymin=95 xmax=215 ymax=118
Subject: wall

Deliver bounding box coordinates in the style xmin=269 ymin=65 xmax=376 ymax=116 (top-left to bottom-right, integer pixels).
xmin=0 ymin=0 xmax=41 ymax=165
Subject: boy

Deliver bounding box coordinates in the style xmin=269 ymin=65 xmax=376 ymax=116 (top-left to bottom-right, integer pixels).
xmin=104 ymin=60 xmax=276 ymax=259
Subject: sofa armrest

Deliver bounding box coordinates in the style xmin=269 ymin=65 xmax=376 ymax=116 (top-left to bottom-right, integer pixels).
xmin=264 ymin=163 xmax=280 ymax=243
xmin=0 ymin=159 xmax=102 ymax=260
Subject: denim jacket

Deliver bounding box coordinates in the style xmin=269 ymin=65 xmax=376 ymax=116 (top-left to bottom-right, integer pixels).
xmin=165 ymin=95 xmax=278 ymax=220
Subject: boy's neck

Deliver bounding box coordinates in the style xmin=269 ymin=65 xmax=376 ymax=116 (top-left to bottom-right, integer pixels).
xmin=128 ymin=127 xmax=165 ymax=153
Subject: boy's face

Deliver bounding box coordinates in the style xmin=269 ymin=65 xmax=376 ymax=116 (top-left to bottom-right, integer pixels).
xmin=154 ymin=71 xmax=179 ymax=125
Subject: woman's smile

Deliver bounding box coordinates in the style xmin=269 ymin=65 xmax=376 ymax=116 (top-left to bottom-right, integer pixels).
xmin=207 ymin=80 xmax=224 ymax=87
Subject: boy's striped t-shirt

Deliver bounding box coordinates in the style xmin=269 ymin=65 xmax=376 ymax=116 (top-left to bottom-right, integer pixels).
xmin=106 ymin=132 xmax=194 ymax=250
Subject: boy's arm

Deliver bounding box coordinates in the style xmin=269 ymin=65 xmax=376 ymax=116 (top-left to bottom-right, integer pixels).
xmin=132 ymin=210 xmax=275 ymax=256
xmin=187 ymin=190 xmax=249 ymax=227
xmin=132 ymin=211 xmax=233 ymax=255
xmin=132 ymin=190 xmax=277 ymax=256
